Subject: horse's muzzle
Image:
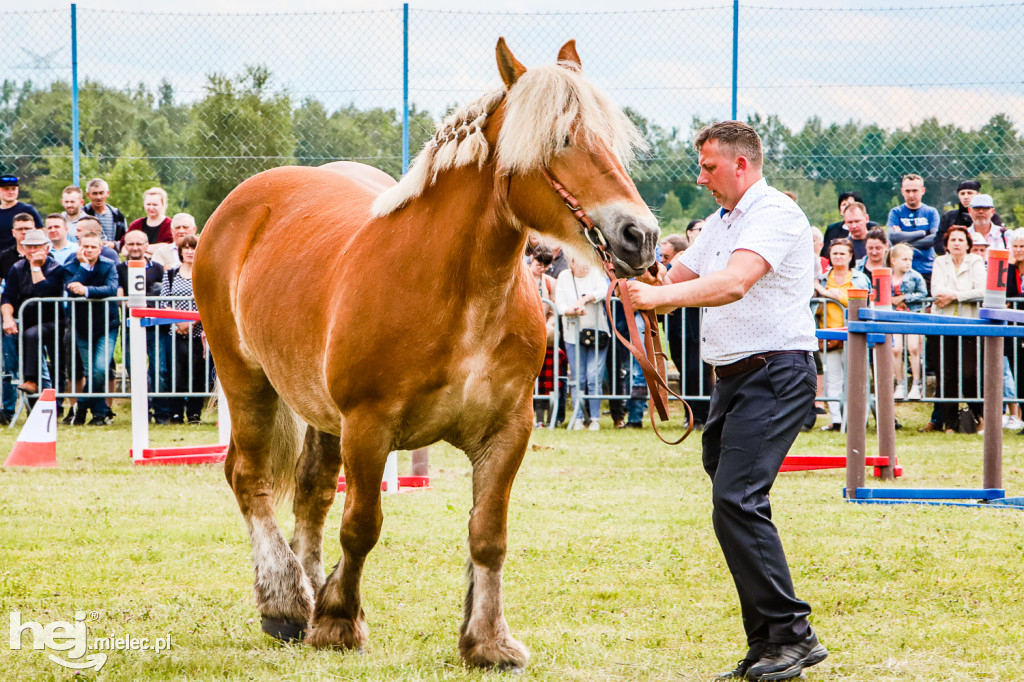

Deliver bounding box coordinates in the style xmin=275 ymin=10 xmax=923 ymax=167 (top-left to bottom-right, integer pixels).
xmin=591 ymin=204 xmax=660 ymax=277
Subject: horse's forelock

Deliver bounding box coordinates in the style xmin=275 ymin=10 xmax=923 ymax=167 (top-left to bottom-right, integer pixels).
xmin=497 ymin=65 xmax=645 ymax=174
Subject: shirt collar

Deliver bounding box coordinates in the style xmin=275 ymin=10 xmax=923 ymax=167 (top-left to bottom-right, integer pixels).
xmin=722 ymin=178 xmax=769 ymax=219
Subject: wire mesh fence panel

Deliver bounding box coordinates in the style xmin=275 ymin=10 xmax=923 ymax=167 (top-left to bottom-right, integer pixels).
xmin=1 ymin=4 xmax=1022 ymax=230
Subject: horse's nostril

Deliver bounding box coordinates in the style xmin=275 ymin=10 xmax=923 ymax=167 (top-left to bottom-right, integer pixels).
xmin=621 ymin=222 xmax=643 ymax=249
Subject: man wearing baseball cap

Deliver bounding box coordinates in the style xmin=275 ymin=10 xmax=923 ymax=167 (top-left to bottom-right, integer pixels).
xmin=967 ymin=193 xmax=1009 ymax=250
xmin=0 ymin=176 xmax=43 ymax=252
xmin=0 ymin=229 xmax=63 ymax=396
xmin=935 ymin=180 xmax=1004 ymax=255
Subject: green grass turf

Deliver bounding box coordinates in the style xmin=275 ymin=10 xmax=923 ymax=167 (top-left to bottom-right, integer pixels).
xmin=2 ymin=400 xmax=1023 ymax=680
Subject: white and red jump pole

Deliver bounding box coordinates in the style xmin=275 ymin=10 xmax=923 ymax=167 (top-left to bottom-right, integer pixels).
xmin=126 ymin=260 xmax=228 ymax=465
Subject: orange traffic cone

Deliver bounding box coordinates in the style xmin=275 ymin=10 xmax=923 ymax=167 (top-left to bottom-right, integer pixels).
xmin=4 ymin=388 xmax=58 ymax=467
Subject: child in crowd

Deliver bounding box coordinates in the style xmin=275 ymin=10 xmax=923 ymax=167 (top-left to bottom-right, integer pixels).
xmin=890 ymin=243 xmax=927 ymax=400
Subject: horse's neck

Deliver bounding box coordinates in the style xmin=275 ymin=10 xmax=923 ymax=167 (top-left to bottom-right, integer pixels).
xmin=422 ymin=166 xmax=528 ymax=300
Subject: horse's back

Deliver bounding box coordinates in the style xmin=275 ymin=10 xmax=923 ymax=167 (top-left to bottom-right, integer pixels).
xmin=195 ymin=163 xmax=399 ymax=430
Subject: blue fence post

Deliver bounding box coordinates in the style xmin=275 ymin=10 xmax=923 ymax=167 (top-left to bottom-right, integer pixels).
xmin=71 ymin=3 xmax=81 ymax=187
xmin=402 ymin=2 xmax=410 ymax=175
xmin=731 ymin=0 xmax=738 ymax=121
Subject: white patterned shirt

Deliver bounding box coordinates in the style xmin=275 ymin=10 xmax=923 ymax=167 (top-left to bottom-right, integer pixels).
xmin=678 ymin=178 xmax=817 ymax=366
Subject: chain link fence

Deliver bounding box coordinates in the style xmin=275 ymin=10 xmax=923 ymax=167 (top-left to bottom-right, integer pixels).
xmin=1 ymin=3 xmax=1022 ymax=227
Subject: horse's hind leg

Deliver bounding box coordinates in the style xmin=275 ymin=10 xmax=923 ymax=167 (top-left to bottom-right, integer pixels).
xmin=306 ymin=414 xmax=390 ymax=651
xmin=223 ymin=377 xmax=314 ymax=642
xmin=290 ymin=427 xmax=343 ymax=594
xmin=459 ymin=409 xmax=532 ymax=669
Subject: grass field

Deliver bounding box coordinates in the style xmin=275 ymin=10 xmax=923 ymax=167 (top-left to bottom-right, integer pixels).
xmin=2 ymin=400 xmax=1024 ymax=681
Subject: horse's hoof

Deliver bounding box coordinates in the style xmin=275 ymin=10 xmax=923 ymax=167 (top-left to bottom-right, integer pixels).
xmin=494 ymin=663 xmax=525 ymax=675
xmin=261 ymin=617 xmax=308 ymax=643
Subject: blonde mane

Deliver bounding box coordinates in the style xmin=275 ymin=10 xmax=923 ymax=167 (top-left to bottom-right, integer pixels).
xmin=372 ymin=62 xmax=647 ymax=217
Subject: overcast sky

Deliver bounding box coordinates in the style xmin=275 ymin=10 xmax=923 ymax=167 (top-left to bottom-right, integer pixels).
xmin=16 ymin=1 xmax=1024 ymax=134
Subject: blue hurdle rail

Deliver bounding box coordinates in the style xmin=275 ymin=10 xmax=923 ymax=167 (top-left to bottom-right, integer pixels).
xmin=844 ymin=303 xmax=1024 ymax=508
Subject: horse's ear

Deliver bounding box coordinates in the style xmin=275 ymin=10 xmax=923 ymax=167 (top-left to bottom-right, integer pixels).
xmin=557 ymin=40 xmax=582 ymax=71
xmin=496 ymin=37 xmax=527 ymax=89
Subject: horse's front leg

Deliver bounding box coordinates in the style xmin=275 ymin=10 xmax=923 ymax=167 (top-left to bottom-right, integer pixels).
xmin=458 ymin=404 xmax=533 ymax=670
xmin=306 ymin=415 xmax=389 ymax=652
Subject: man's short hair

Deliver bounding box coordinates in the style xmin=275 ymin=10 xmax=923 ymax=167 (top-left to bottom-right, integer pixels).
xmin=663 ymin=234 xmax=688 ymax=254
xmin=86 ymin=178 xmax=108 ymax=192
xmin=78 ymin=234 xmax=101 ymax=245
xmin=76 ymin=216 xmax=102 ymax=238
xmin=865 ymin=228 xmax=888 ymax=245
xmin=170 ymin=212 xmax=196 ymax=229
xmin=46 ymin=213 xmax=66 ymax=223
xmin=901 ymin=174 xmax=924 ymax=184
xmin=693 ymin=120 xmax=763 ymax=169
xmin=843 ymin=201 xmax=868 ymax=217
xmin=124 ymin=230 xmax=150 ymax=244
xmin=143 ymin=187 xmax=168 ymax=204
xmin=12 ymin=213 xmax=35 ymax=224
xmin=62 ymin=185 xmax=82 ymax=196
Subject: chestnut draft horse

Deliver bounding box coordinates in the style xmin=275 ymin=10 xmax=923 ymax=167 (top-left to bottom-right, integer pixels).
xmin=193 ymin=38 xmax=658 ymax=669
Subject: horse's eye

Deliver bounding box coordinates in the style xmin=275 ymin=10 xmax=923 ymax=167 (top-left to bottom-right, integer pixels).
xmin=563 ymin=136 xmax=572 ymax=148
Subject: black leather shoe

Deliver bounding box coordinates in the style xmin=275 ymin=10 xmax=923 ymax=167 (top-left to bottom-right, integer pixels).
xmin=715 ymin=645 xmax=764 ymax=680
xmin=746 ymin=631 xmax=827 ymax=680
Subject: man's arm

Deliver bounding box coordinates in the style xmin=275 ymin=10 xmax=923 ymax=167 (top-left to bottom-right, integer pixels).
xmin=86 ymin=262 xmax=119 ymax=299
xmin=626 ymin=249 xmax=771 ymax=313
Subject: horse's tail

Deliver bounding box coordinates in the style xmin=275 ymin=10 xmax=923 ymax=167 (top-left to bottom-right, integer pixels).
xmin=269 ymin=399 xmax=307 ymax=508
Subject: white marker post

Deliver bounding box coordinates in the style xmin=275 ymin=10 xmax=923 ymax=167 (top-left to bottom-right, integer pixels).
xmin=127 ymin=260 xmax=149 ymax=463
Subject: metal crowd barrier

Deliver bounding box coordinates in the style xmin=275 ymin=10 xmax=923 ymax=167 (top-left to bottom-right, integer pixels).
xmin=534 ymin=295 xmax=1024 ymax=429
xmin=2 ymin=296 xmax=215 ymax=407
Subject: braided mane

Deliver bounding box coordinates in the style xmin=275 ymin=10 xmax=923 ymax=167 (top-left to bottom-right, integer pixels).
xmin=372 ymin=62 xmax=646 ymax=217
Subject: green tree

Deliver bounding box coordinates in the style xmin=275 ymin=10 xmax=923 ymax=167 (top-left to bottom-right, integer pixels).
xmin=105 ymin=140 xmax=162 ymax=220
xmin=186 ymin=65 xmax=295 ymax=224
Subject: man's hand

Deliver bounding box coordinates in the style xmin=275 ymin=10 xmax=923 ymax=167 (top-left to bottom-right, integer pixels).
xmin=2 ymin=317 xmax=17 ymax=335
xmin=67 ymin=282 xmax=87 ymax=296
xmin=175 ymin=321 xmax=190 ymax=335
xmin=624 ymin=280 xmax=664 ymax=311
xmin=27 ymin=250 xmax=47 ymax=267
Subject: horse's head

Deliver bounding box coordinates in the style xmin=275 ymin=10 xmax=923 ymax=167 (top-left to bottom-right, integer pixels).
xmin=493 ymin=38 xmax=659 ymax=277
xmin=370 ymin=38 xmax=659 ymax=277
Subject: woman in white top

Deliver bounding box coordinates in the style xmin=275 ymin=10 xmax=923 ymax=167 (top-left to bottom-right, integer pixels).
xmin=930 ymin=226 xmax=986 ymax=432
xmin=555 ymin=258 xmax=610 ymax=430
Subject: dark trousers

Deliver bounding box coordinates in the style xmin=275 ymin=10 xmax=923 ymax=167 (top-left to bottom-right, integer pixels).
xmin=22 ymin=322 xmax=58 ymax=387
xmin=703 ymin=352 xmax=816 ymax=648
xmin=169 ymin=333 xmax=206 ymax=422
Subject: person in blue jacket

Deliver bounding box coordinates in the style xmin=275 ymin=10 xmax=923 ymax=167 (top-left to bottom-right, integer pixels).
xmin=63 ymin=234 xmax=120 ymax=425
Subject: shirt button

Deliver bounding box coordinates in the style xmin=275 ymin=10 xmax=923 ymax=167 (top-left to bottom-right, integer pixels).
xmin=702 ymin=337 xmax=706 ymax=342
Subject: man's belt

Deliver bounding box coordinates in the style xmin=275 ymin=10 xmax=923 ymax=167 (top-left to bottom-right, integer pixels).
xmin=714 ymin=350 xmax=810 ymax=380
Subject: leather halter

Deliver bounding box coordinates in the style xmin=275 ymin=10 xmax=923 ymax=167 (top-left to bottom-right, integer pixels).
xmin=540 ymin=167 xmax=693 ymax=445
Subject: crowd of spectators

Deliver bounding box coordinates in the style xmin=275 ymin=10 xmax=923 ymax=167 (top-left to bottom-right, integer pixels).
xmin=0 ymin=174 xmax=204 ymax=426
xmin=526 ymin=174 xmax=1024 ymax=436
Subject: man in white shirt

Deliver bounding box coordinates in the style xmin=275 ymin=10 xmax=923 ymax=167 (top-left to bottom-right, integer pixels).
xmin=44 ymin=214 xmax=77 ymax=265
xmin=966 ymin=193 xmax=1007 ymax=249
xmin=627 ymin=121 xmax=826 ymax=682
